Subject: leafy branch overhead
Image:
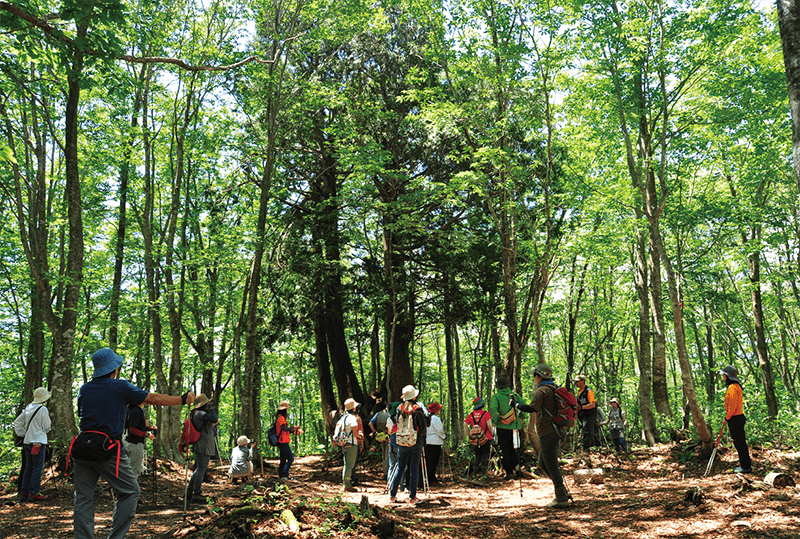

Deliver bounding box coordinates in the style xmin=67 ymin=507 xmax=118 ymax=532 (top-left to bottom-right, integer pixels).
xmin=0 ymin=0 xmax=292 ymax=71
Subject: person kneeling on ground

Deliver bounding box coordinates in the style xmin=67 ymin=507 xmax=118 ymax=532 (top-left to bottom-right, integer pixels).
xmin=230 ymin=436 xmax=255 ymax=484
xmin=511 ymin=363 xmax=572 ymax=508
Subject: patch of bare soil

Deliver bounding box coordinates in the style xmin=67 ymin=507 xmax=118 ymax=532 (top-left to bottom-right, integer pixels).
xmin=1 ymin=443 xmax=798 ymax=538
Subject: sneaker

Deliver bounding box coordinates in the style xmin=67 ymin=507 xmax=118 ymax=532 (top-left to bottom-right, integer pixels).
xmin=734 ymin=467 xmax=753 ymax=474
xmin=409 ymin=497 xmax=420 ymax=506
xmin=29 ymin=494 xmax=47 ymax=501
xmin=389 ymin=496 xmax=397 ymax=503
xmin=545 ymin=498 xmax=570 ymax=508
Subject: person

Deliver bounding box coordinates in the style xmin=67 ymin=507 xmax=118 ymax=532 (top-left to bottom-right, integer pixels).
xmin=511 ymin=363 xmax=571 ymax=507
xmin=275 ymin=400 xmax=304 ymax=482
xmin=463 ymin=397 xmax=492 ymax=478
xmin=350 ymin=402 xmax=366 ymax=486
xmin=368 ymin=403 xmax=391 ymax=479
xmin=385 ymin=401 xmax=402 ymax=491
xmin=73 ymin=347 xmax=194 ymax=539
xmin=574 ymin=374 xmax=597 ymax=452
xmin=229 ymin=436 xmax=255 ymax=483
xmin=720 ymin=366 xmax=752 ymax=474
xmin=489 ymin=376 xmax=524 ymax=479
xmin=424 ymin=402 xmax=445 ymax=486
xmin=604 ymin=398 xmax=628 ymax=452
xmin=13 ymin=387 xmax=52 ymax=502
xmin=186 ymin=393 xmax=220 ymax=502
xmin=339 ymin=398 xmax=361 ymax=492
xmin=389 ymin=385 xmax=429 ymax=506
xmin=124 ymin=401 xmax=157 ymax=478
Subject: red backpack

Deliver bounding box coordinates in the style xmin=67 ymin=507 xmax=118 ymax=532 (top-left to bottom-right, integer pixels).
xmin=544 ymin=386 xmax=577 ymax=435
xmin=178 ymin=412 xmax=201 ymax=453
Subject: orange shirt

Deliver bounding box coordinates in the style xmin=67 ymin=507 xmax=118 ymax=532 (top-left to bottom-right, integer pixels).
xmin=724 ymin=383 xmax=744 ymax=420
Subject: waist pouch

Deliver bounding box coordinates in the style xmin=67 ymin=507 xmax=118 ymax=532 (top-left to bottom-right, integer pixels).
xmin=67 ymin=431 xmax=123 ymax=476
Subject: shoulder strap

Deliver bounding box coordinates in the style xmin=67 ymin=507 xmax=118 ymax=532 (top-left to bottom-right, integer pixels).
xmin=24 ymin=405 xmax=43 ymax=431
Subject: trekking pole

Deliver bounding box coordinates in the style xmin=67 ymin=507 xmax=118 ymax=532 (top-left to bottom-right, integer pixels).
xmin=182 ymin=448 xmax=190 ymax=520
xmin=704 ymin=423 xmax=726 ymax=477
xmin=420 ymin=447 xmax=429 ymax=494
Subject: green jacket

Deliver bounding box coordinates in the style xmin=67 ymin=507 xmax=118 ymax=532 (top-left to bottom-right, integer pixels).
xmin=489 ymin=387 xmax=525 ymax=430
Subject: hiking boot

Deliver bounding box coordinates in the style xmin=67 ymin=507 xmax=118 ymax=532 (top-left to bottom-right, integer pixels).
xmin=29 ymin=494 xmax=47 ymax=501
xmin=545 ymin=498 xmax=571 ymax=508
xmin=409 ymin=497 xmax=421 ymax=506
xmin=734 ymin=467 xmax=752 ymax=474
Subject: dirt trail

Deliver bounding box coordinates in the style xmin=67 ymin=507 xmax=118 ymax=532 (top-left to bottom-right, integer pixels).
xmin=1 ymin=445 xmax=798 ymax=538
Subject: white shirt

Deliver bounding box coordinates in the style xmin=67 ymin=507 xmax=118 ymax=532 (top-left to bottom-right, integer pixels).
xmin=426 ymin=414 xmax=445 ymax=445
xmin=13 ymin=403 xmax=51 ymax=445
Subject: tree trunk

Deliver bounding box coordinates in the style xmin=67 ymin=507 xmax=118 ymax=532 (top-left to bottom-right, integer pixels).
xmin=651 ymin=228 xmax=711 ymax=447
xmin=777 ymin=0 xmax=800 ymax=193
xmin=633 ymin=236 xmax=659 ymax=445
xmin=747 ymin=251 xmax=779 ymax=418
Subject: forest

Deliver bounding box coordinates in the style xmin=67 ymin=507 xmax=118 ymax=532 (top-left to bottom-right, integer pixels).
xmin=1 ymin=0 xmax=800 ymax=478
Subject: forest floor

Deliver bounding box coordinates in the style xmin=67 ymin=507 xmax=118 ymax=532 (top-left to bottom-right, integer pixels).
xmin=0 ymin=441 xmax=799 ymax=539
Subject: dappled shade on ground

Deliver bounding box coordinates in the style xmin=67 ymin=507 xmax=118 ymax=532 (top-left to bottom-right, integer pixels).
xmin=0 ymin=444 xmax=798 ymax=538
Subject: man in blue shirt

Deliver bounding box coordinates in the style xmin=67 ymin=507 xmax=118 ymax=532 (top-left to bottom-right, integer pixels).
xmin=73 ymin=348 xmax=194 ymax=539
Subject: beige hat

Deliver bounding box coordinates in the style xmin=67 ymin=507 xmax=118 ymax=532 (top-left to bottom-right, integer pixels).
xmin=237 ymin=436 xmax=250 ymax=446
xmin=32 ymin=387 xmax=51 ymax=404
xmin=193 ymin=393 xmax=212 ymax=409
xmin=574 ymin=374 xmax=587 ymax=382
xmin=277 ymin=401 xmax=290 ymax=410
xmin=402 ymin=385 xmax=418 ymax=402
xmin=344 ymin=398 xmax=358 ymax=411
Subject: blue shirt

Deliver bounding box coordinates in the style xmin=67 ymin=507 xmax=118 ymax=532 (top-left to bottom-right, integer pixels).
xmin=78 ymin=377 xmax=149 ymax=440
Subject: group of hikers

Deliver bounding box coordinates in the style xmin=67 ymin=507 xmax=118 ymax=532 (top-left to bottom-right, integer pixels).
xmin=330 ymin=362 xmax=754 ymax=509
xmin=9 ymin=346 xmax=754 ymax=538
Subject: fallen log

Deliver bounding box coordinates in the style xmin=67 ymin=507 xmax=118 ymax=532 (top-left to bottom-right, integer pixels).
xmin=764 ymin=472 xmax=795 ymax=488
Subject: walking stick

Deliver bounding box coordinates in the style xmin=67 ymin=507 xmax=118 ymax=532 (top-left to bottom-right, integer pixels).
xmin=704 ymin=423 xmax=726 ymax=477
xmin=420 ymin=447 xmax=429 ymax=494
xmin=182 ymin=448 xmax=190 ymax=520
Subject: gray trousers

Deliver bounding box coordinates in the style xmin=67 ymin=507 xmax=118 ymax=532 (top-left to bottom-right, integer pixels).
xmin=342 ymin=445 xmax=358 ymax=486
xmin=73 ymin=454 xmax=140 ymax=539
xmin=123 ymin=440 xmax=145 ymax=477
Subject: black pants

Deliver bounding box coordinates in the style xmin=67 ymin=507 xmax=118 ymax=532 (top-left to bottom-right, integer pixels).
xmin=496 ymin=428 xmax=519 ymax=474
xmin=470 ymin=442 xmax=490 ymax=475
xmin=579 ymin=411 xmax=597 ymax=450
xmin=728 ymin=415 xmax=752 ymax=470
xmin=424 ymin=444 xmax=442 ymax=483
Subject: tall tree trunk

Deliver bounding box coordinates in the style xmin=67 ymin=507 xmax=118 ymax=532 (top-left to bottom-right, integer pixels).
xmin=777 ymin=0 xmax=800 ymax=193
xmin=633 ymin=237 xmax=659 ymax=445
xmin=444 ymin=276 xmax=460 ymax=446
xmin=47 ymin=23 xmax=88 ymax=445
xmin=747 ymin=251 xmax=779 ymax=418
xmin=109 ymin=69 xmax=144 ymax=349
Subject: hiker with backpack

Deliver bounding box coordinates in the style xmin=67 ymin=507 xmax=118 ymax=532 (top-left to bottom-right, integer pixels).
xmin=603 ymin=398 xmax=628 ymax=452
xmin=424 ymin=402 xmax=445 ymax=486
xmin=489 ymin=376 xmax=525 ymax=480
xmin=369 ymin=402 xmax=391 ymax=480
xmin=385 ymin=401 xmax=402 ymax=491
xmin=275 ymin=400 xmax=304 ymax=482
xmin=13 ymin=387 xmax=51 ymax=502
xmin=124 ymin=401 xmax=157 ymax=478
xmin=511 ymin=363 xmax=572 ymax=508
xmin=72 ymin=348 xmax=194 ymax=539
xmin=186 ymin=393 xmax=220 ymax=502
xmin=389 ymin=385 xmax=429 ymax=506
xmin=335 ymin=398 xmax=361 ymax=492
xmin=463 ymin=397 xmax=493 ymax=479
xmin=574 ymin=374 xmax=598 ymax=452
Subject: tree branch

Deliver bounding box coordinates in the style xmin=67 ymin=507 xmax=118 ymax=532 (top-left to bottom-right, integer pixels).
xmin=0 ymin=0 xmax=277 ymax=71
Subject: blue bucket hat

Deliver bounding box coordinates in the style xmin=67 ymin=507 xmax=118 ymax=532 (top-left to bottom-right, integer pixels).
xmin=472 ymin=397 xmax=485 ymax=410
xmin=92 ymin=348 xmax=124 ymax=378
